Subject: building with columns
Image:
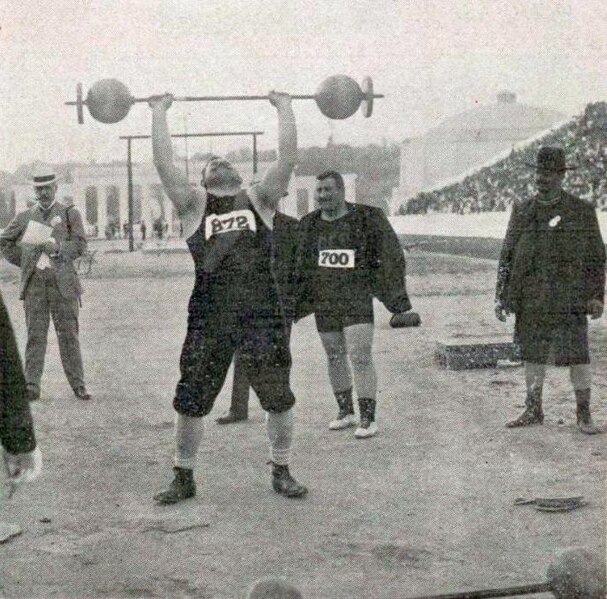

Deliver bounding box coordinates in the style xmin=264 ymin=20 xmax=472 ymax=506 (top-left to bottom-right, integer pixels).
xmin=7 ymin=161 xmax=356 ymax=237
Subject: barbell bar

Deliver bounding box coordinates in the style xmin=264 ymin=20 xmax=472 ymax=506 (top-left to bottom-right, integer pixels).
xmin=65 ymin=74 xmax=384 ymax=125
xmin=402 ymin=548 xmax=605 ymax=599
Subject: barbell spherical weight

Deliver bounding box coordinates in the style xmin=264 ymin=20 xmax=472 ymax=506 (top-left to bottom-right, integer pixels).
xmin=314 ymin=74 xmax=363 ymax=120
xmin=86 ymin=79 xmax=133 ymax=124
xmin=546 ymin=548 xmax=606 ymax=599
xmin=404 ymin=547 xmax=604 ymax=599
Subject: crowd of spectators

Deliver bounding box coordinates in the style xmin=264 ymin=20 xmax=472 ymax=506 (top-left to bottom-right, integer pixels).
xmin=402 ymin=102 xmax=607 ymax=215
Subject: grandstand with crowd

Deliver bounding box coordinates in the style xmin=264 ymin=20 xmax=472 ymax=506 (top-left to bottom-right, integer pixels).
xmin=401 ymin=102 xmax=607 ymax=215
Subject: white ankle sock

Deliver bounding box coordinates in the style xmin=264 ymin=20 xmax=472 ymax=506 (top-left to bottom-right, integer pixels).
xmin=174 ymin=413 xmax=204 ymax=470
xmin=266 ymin=409 xmax=293 ymax=466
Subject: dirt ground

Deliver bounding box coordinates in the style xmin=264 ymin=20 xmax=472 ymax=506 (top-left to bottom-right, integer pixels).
xmin=0 ymin=249 xmax=605 ymax=599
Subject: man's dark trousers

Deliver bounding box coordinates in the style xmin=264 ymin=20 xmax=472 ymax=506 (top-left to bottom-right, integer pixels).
xmin=24 ymin=268 xmax=84 ymax=395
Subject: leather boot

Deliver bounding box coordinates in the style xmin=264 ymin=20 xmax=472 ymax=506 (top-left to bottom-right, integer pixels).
xmin=329 ymin=388 xmax=356 ymax=430
xmin=153 ymin=467 xmax=196 ymax=504
xmin=355 ymin=398 xmax=378 ymax=438
xmin=506 ymin=387 xmax=544 ymax=427
xmin=271 ymin=463 xmax=308 ymax=498
xmin=575 ymin=389 xmax=602 ymax=435
xmin=215 ymin=408 xmax=248 ymax=425
xmin=335 ymin=388 xmax=355 ymax=418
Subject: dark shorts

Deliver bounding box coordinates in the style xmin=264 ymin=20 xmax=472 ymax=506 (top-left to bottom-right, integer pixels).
xmin=514 ymin=312 xmax=590 ymax=366
xmin=174 ymin=310 xmax=295 ymax=417
xmin=314 ymin=295 xmax=374 ymax=333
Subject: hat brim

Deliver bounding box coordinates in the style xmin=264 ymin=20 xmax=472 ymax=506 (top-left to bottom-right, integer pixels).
xmin=31 ymin=177 xmax=58 ymax=187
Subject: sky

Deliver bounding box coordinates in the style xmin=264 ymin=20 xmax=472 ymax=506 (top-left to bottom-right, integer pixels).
xmin=1 ymin=0 xmax=606 ymax=172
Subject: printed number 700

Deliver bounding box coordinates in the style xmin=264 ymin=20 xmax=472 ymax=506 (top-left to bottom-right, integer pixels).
xmin=320 ymin=251 xmax=350 ymax=266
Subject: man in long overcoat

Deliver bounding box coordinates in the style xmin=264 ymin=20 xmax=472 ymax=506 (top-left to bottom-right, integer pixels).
xmin=495 ymin=146 xmax=605 ymax=434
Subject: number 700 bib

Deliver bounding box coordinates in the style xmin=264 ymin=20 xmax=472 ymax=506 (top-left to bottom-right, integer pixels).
xmin=318 ymin=249 xmax=355 ymax=268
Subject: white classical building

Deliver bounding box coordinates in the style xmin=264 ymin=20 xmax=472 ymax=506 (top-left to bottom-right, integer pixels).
xmin=391 ymin=92 xmax=566 ymax=213
xmin=8 ymin=160 xmax=356 ymax=237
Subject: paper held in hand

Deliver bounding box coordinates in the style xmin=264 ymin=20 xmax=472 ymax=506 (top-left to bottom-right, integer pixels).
xmin=20 ymin=220 xmax=53 ymax=245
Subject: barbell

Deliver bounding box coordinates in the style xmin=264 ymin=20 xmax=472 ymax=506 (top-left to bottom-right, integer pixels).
xmin=403 ymin=548 xmax=605 ymax=599
xmin=242 ymin=549 xmax=604 ymax=598
xmin=65 ymin=74 xmax=383 ymax=125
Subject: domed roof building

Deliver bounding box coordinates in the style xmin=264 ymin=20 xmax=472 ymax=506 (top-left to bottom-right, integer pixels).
xmin=393 ymin=92 xmax=566 ymax=212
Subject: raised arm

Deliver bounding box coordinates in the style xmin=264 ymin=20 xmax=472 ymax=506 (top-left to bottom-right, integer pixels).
xmin=256 ymin=92 xmax=297 ymax=210
xmin=149 ymin=95 xmax=205 ymax=236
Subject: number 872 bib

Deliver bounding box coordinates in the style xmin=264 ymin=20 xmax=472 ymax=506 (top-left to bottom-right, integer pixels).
xmin=318 ymin=249 xmax=355 ymax=269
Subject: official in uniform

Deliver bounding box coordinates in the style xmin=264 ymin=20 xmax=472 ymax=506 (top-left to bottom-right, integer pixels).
xmin=0 ymin=170 xmax=91 ymax=402
xmin=496 ymin=146 xmax=605 ymax=434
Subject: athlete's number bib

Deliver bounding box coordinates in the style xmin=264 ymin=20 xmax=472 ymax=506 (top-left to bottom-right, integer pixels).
xmin=318 ymin=249 xmax=355 ymax=268
xmin=205 ymin=210 xmax=257 ymax=241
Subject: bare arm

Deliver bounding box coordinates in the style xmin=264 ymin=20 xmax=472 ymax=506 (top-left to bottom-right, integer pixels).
xmin=256 ymin=92 xmax=297 ymax=210
xmin=149 ymin=95 xmax=205 ymax=235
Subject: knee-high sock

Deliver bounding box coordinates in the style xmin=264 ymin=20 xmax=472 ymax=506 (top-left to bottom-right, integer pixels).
xmin=524 ymin=362 xmax=546 ymax=394
xmin=266 ymin=409 xmax=293 ymax=466
xmin=350 ymin=350 xmax=377 ymax=399
xmin=345 ymin=324 xmax=377 ymax=399
xmin=319 ymin=332 xmax=352 ymax=394
xmin=174 ymin=413 xmax=204 ymax=470
xmin=569 ymin=364 xmax=591 ymax=392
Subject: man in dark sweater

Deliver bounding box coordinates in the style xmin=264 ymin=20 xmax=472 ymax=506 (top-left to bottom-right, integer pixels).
xmin=295 ymin=171 xmax=412 ymax=439
xmin=496 ymin=146 xmax=605 ymax=434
